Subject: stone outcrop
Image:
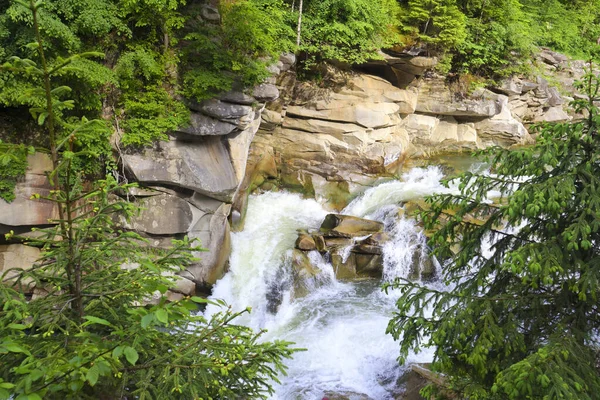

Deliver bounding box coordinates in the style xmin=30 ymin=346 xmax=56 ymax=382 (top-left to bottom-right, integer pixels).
xmin=0 ymin=153 xmax=58 ymax=230
xmin=0 ymin=244 xmax=40 ymax=291
xmin=247 ymin=62 xmax=537 ymax=206
xmin=118 ymin=54 xmax=296 ymax=288
xmin=290 ymin=213 xmax=436 ymax=282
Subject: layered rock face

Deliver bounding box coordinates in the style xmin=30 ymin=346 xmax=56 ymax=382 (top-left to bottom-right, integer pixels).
xmin=248 ymin=54 xmax=546 ymax=208
xmin=120 ymin=78 xmax=285 ymax=287
xmin=0 ymin=48 xmax=582 ymax=294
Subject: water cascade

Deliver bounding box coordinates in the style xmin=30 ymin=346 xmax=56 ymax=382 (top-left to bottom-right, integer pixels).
xmin=206 ymin=167 xmax=457 ymax=399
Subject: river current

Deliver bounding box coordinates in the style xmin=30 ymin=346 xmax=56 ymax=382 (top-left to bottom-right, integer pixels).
xmin=205 ymin=167 xmax=461 ymax=399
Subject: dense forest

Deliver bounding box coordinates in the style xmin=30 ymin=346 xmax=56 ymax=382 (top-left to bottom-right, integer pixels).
xmin=1 ymin=0 xmax=600 ymax=151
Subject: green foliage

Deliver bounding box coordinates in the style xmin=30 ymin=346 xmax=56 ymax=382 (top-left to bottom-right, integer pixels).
xmin=181 ymin=0 xmax=294 ymax=101
xmin=299 ymin=0 xmax=402 ymax=66
xmin=1 ymin=178 xmax=296 ymax=400
xmin=522 ymin=0 xmax=600 ymax=60
xmin=113 ymin=46 xmax=189 ymax=147
xmin=0 ymin=142 xmax=34 ymax=202
xmin=386 ymin=71 xmax=600 ymax=398
xmin=1 ymin=2 xmax=297 ymax=399
xmin=120 ymin=87 xmax=189 ymax=147
xmin=401 ymin=0 xmax=467 ymax=50
xmin=452 ymin=0 xmax=534 ymax=76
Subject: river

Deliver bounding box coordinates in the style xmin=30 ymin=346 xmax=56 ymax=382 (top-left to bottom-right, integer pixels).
xmin=206 ymin=166 xmax=462 ymax=399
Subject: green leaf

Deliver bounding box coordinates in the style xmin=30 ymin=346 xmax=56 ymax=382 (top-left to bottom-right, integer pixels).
xmin=112 ymin=346 xmax=123 ymax=358
xmin=191 ymin=296 xmax=208 ymax=304
xmin=155 ymin=309 xmax=168 ymax=324
xmin=83 ymin=316 xmax=111 ymax=326
xmin=124 ymin=346 xmax=139 ymax=366
xmin=2 ymin=343 xmax=29 ymax=355
xmin=141 ymin=313 xmax=154 ymax=328
xmin=86 ymin=364 xmax=99 ymax=386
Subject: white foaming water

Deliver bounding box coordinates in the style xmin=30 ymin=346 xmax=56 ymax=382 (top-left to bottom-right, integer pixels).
xmin=207 ymin=167 xmax=454 ymax=399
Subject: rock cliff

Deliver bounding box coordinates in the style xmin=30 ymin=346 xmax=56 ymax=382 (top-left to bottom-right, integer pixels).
xmin=0 ymin=48 xmax=585 ymax=293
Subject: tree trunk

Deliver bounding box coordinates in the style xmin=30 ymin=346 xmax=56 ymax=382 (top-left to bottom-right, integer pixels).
xmin=296 ymin=0 xmax=303 ymax=47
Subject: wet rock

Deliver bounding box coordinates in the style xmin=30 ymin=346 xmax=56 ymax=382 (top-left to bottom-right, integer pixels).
xmin=354 ymin=253 xmax=383 ymax=278
xmin=187 ymin=202 xmax=232 ymax=285
xmin=320 ymin=214 xmax=384 ymax=238
xmin=330 ymin=252 xmax=357 ymax=279
xmin=295 ymin=234 xmax=316 ymax=251
xmin=323 ymin=391 xmax=373 ymax=400
xmin=290 ymin=249 xmax=321 ymax=298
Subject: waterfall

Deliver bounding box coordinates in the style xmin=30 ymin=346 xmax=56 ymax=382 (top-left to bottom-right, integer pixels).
xmin=206 ymin=167 xmax=460 ymax=399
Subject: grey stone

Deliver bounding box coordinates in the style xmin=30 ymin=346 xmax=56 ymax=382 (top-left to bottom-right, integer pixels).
xmin=200 ymin=5 xmax=220 ymax=22
xmin=123 ymin=136 xmax=240 ymax=202
xmin=199 ymin=99 xmax=254 ymax=120
xmin=521 ymin=81 xmax=538 ymax=93
xmin=534 ymin=106 xmax=570 ymax=123
xmin=187 ymin=202 xmax=232 ymax=285
xmin=279 ymin=52 xmax=296 ymax=68
xmin=125 ymin=194 xmax=203 ymax=235
xmin=219 ymin=90 xmax=256 ymax=105
xmin=496 ymin=78 xmax=522 ymax=96
xmin=0 ymin=153 xmax=59 ymax=227
xmin=416 ymin=77 xmax=501 ymax=117
xmin=0 ymin=244 xmax=40 ymax=289
xmin=176 ymin=112 xmax=237 ymax=136
xmin=252 ymin=83 xmax=280 ymax=102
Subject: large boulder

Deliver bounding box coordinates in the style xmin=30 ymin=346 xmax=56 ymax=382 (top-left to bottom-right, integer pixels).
xmin=124 ymin=193 xmax=204 ymax=235
xmin=286 ymin=102 xmax=397 ymax=129
xmin=320 ymin=214 xmax=384 ymax=238
xmin=175 ymin=112 xmax=237 ymax=137
xmin=415 ymin=76 xmax=501 ymax=117
xmin=474 ymin=94 xmax=532 ymax=146
xmin=405 ymin=115 xmax=481 ymax=154
xmin=0 ymin=244 xmax=40 ymax=290
xmin=186 ymin=201 xmax=232 ymax=285
xmin=123 ymin=136 xmax=240 ymax=202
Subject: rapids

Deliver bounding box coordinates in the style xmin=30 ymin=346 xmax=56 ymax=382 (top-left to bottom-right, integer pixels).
xmin=205 ymin=167 xmax=460 ymax=399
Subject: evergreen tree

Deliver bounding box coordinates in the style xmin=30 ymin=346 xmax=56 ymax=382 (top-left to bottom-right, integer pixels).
xmin=386 ymin=71 xmax=600 ymax=399
xmin=402 ymin=0 xmax=467 ymax=50
xmin=0 ymin=1 xmax=296 ymax=399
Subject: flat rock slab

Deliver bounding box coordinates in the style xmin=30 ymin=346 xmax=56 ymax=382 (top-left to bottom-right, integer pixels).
xmin=320 ymin=214 xmax=384 ymax=238
xmin=123 ymin=136 xmax=239 ymax=202
xmin=0 ymin=153 xmax=59 ymax=227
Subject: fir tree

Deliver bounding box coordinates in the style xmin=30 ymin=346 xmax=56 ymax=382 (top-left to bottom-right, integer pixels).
xmin=0 ymin=1 xmax=296 ymax=399
xmin=386 ymin=70 xmax=600 ymax=399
